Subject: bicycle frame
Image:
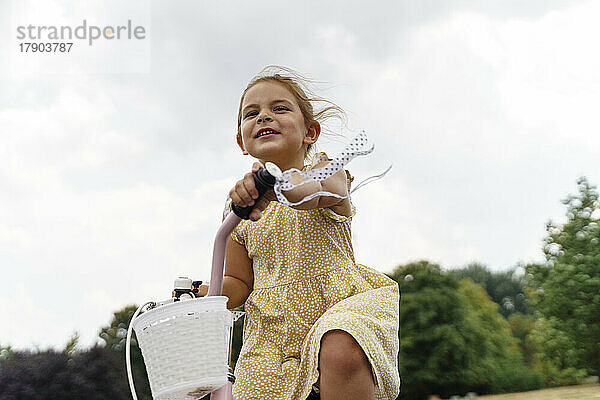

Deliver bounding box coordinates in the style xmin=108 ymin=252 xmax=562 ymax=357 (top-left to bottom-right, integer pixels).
xmin=127 ymin=165 xmax=279 ymax=400
xmin=205 ymin=211 xmax=242 ymax=400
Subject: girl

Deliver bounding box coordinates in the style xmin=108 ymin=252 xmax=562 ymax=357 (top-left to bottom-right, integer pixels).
xmin=199 ymin=66 xmax=400 ymax=400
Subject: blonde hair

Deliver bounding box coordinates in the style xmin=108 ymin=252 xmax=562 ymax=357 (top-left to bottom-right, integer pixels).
xmin=237 ymin=65 xmax=347 ymax=160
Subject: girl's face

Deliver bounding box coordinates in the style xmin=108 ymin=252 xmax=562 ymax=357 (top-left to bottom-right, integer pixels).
xmin=238 ymin=81 xmax=319 ymax=170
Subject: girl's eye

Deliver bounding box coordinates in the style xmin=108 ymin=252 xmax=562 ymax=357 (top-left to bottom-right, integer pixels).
xmin=244 ymin=106 xmax=288 ymax=119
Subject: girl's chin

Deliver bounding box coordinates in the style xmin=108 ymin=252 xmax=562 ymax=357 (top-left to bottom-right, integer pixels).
xmin=247 ymin=145 xmax=303 ymax=168
xmin=251 ymin=153 xmax=288 ymax=170
xmin=256 ymin=155 xmax=284 ymax=166
xmin=249 ymin=146 xmax=285 ymax=159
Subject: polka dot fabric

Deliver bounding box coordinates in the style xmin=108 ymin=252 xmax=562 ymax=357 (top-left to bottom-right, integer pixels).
xmin=226 ymin=153 xmax=400 ymax=400
xmin=273 ymin=131 xmax=375 ymax=207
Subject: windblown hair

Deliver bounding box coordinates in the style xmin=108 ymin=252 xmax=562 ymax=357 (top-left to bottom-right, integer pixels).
xmin=237 ymin=65 xmax=348 ymax=160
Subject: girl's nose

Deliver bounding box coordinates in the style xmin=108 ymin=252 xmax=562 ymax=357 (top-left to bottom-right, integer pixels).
xmin=257 ymin=112 xmax=273 ymax=123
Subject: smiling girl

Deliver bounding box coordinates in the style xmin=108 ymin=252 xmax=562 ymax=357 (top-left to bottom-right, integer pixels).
xmin=198 ymin=66 xmax=400 ymax=400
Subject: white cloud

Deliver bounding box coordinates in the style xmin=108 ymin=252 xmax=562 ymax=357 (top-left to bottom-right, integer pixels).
xmin=0 ymin=283 xmax=72 ymax=349
xmin=359 ymin=1 xmax=599 ymax=269
xmin=0 ymin=176 xmax=232 ymax=348
xmin=412 ymin=3 xmax=600 ymax=153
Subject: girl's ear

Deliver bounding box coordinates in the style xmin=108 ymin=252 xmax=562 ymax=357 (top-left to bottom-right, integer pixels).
xmin=236 ymin=133 xmax=249 ymax=155
xmin=303 ymin=121 xmax=321 ymax=144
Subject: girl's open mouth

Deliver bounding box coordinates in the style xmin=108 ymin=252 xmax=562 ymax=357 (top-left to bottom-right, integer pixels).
xmin=258 ymin=133 xmax=279 ymax=139
xmin=255 ymin=129 xmax=281 ymax=138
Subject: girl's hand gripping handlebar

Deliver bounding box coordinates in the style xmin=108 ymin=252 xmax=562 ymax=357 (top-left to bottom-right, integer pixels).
xmin=230 ymin=162 xmax=281 ymax=220
xmin=207 ymin=162 xmax=282 ymax=297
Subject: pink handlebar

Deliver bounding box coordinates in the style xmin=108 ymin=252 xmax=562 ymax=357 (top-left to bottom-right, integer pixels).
xmin=207 ymin=212 xmax=243 ymax=297
xmin=207 ymin=164 xmax=279 ymax=297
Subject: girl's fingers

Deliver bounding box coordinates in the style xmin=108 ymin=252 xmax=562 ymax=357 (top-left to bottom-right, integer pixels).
xmin=249 ymin=209 xmax=262 ymax=221
xmin=252 ymin=161 xmax=264 ymax=173
xmin=254 ymin=196 xmax=270 ymax=212
xmin=231 ymin=179 xmax=254 ymax=206
xmin=230 ymin=163 xmax=271 ymax=211
xmin=243 ymin=171 xmax=259 ymax=199
xmin=229 ymin=191 xmax=243 ymax=206
xmin=248 ymin=190 xmax=274 ymax=221
xmin=230 ymin=185 xmax=248 ymax=205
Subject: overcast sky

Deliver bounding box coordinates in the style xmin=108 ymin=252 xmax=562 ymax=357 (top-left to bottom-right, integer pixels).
xmin=1 ymin=0 xmax=599 ymax=350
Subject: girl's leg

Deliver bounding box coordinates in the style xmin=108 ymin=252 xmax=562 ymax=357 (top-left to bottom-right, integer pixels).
xmin=318 ymin=329 xmax=375 ymax=400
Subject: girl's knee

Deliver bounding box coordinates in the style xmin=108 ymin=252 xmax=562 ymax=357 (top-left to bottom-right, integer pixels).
xmin=319 ymin=330 xmax=370 ymax=375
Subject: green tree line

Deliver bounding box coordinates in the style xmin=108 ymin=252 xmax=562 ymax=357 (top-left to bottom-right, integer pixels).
xmin=1 ymin=177 xmax=598 ymax=400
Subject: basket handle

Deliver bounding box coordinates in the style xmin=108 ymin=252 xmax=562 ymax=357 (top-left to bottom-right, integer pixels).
xmin=126 ymin=302 xmax=154 ymax=400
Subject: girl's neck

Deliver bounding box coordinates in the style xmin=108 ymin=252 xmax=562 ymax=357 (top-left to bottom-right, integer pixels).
xmin=261 ymin=154 xmax=306 ymax=172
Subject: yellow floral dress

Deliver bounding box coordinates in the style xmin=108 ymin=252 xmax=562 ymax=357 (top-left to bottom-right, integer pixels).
xmin=226 ymin=154 xmax=400 ymax=400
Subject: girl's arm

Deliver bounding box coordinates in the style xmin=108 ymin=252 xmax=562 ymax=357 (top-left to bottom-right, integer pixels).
xmin=229 ymin=160 xmax=351 ymax=221
xmin=285 ymin=160 xmax=352 ymax=217
xmin=222 ymin=237 xmax=254 ymax=308
xmin=196 ymin=236 xmax=253 ymax=309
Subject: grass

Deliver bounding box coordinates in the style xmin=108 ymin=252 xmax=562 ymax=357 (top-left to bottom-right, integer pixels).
xmin=478 ymin=384 xmax=600 ymax=400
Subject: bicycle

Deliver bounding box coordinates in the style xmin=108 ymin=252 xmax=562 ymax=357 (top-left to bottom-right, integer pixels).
xmin=126 ymin=162 xmax=283 ymax=400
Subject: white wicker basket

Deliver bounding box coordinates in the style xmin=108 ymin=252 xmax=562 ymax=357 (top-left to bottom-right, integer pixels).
xmin=132 ymin=296 xmax=233 ymax=400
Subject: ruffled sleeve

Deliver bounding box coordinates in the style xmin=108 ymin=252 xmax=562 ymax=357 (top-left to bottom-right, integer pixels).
xmin=319 ymin=203 xmax=356 ymax=222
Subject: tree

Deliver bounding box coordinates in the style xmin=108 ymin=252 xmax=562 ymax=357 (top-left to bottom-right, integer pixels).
xmin=99 ymin=305 xmax=152 ymax=400
xmin=0 ymin=346 xmax=131 ymax=399
xmin=72 ymin=346 xmax=133 ymax=400
xmin=450 ymin=263 xmax=530 ymax=318
xmin=458 ymin=279 xmax=542 ymax=393
xmin=526 ymin=176 xmax=600 ymax=382
xmin=507 ymin=313 xmax=538 ymax=367
xmin=0 ymin=349 xmax=75 ymax=399
xmin=0 ymin=344 xmax=12 ymax=361
xmin=389 ymin=260 xmax=536 ymax=400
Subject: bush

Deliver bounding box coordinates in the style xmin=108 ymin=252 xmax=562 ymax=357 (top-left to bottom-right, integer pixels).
xmin=543 ymin=365 xmax=589 ymax=387
xmin=390 ymin=261 xmax=540 ymax=400
xmin=0 ymin=346 xmax=132 ymax=399
xmin=490 ymin=360 xmax=545 ymax=393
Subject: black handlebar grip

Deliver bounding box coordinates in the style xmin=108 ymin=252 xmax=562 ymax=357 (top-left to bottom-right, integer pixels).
xmin=231 ymin=166 xmax=278 ymax=220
